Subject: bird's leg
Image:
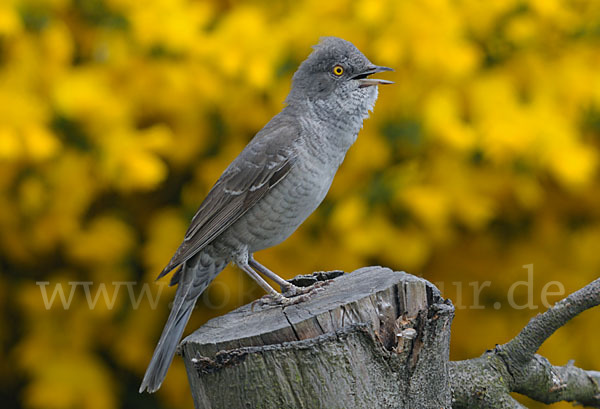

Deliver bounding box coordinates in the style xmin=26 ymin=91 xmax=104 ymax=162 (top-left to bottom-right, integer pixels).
xmin=236 ymin=260 xmax=287 ymax=303
xmin=248 ymin=256 xmax=301 ymax=296
xmin=248 ymin=256 xmax=317 ymax=298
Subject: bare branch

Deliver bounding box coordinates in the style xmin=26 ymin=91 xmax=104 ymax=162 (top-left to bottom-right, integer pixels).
xmin=450 ymin=278 xmax=600 ymax=408
xmin=513 ymin=356 xmax=600 ymax=407
xmin=500 ymin=278 xmax=600 ymax=365
xmin=450 ymin=357 xmax=527 ymax=409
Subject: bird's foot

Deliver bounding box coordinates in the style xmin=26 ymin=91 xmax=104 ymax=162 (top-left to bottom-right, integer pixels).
xmin=251 ymin=279 xmax=334 ymax=309
xmin=252 ymin=292 xmax=301 ymax=308
xmin=281 ymin=279 xmax=332 ymax=298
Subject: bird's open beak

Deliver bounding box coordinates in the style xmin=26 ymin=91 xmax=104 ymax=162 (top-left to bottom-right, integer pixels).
xmin=352 ymin=66 xmax=394 ymax=88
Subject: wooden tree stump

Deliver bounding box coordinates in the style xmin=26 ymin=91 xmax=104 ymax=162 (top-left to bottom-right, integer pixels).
xmin=180 ymin=266 xmax=455 ymax=409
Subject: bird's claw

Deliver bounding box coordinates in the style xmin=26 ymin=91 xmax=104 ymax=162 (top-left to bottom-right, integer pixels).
xmin=252 ymin=292 xmax=295 ymax=308
xmin=251 ymin=279 xmax=334 ymax=310
xmin=283 ymin=279 xmax=332 ymax=296
xmin=281 ymin=279 xmax=332 ymax=299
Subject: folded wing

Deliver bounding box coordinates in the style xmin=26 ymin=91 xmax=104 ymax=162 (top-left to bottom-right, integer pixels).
xmin=157 ymin=119 xmax=299 ymax=281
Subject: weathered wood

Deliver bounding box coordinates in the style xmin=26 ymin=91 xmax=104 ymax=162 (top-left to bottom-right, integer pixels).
xmin=180 ymin=266 xmax=454 ymax=409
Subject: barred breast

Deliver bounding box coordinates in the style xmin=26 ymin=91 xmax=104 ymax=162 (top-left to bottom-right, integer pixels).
xmin=221 ymin=146 xmax=337 ymax=253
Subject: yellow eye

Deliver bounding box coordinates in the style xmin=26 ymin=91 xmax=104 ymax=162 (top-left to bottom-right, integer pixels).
xmin=332 ymin=65 xmax=344 ymax=76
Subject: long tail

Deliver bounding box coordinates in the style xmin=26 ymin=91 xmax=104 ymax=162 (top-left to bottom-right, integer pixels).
xmin=139 ymin=259 xmax=224 ymax=393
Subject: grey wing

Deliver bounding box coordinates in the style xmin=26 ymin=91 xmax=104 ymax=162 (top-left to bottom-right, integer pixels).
xmin=157 ymin=121 xmax=299 ymax=281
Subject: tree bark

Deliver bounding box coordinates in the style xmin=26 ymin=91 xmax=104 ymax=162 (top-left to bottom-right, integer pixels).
xmin=180 ymin=267 xmax=454 ymax=409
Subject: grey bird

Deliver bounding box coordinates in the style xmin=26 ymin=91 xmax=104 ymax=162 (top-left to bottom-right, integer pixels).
xmin=139 ymin=36 xmax=393 ymax=393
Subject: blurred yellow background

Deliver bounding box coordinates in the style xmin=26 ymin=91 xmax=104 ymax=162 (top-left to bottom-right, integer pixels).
xmin=1 ymin=0 xmax=600 ymax=408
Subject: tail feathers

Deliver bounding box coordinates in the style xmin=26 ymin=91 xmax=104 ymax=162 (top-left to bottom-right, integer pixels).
xmin=141 ymin=256 xmax=226 ymax=393
xmin=139 ymin=286 xmax=197 ymax=393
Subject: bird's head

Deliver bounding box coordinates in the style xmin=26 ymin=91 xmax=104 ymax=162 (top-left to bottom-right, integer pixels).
xmin=286 ymin=37 xmax=393 ymax=120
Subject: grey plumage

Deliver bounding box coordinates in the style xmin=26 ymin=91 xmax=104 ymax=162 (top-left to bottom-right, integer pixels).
xmin=139 ymin=36 xmax=392 ymax=393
